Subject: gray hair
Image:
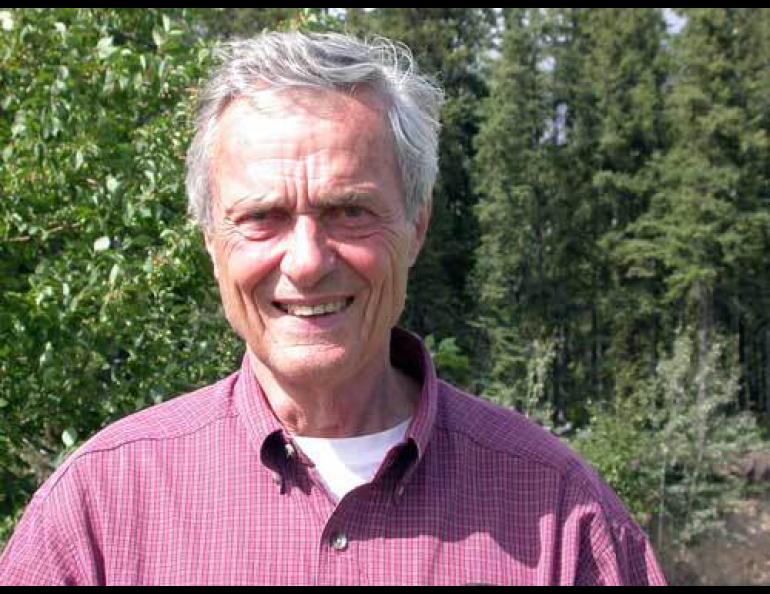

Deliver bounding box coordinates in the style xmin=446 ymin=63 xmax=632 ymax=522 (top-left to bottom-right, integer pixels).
xmin=185 ymin=31 xmax=444 ymax=228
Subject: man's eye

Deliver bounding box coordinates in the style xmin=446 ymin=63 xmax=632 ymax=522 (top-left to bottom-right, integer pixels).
xmin=342 ymin=205 xmax=366 ymax=218
xmin=245 ymin=211 xmax=270 ymax=221
xmin=230 ymin=209 xmax=289 ymax=239
xmin=242 ymin=209 xmax=285 ymax=223
xmin=327 ymin=205 xmax=367 ymax=220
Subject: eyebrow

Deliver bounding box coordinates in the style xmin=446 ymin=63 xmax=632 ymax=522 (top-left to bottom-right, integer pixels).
xmin=225 ymin=192 xmax=373 ymax=215
xmin=314 ymin=193 xmax=372 ymax=208
xmin=223 ymin=193 xmax=282 ymax=216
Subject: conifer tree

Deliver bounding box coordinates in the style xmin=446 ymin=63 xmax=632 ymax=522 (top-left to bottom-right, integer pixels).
xmin=473 ymin=8 xmax=558 ymax=411
xmin=583 ymin=8 xmax=669 ymax=398
xmin=616 ymin=8 xmax=770 ymax=412
xmin=474 ymin=9 xmax=669 ymax=418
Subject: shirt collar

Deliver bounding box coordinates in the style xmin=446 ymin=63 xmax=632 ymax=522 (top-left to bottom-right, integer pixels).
xmin=233 ymin=326 xmax=439 ymax=473
xmin=389 ymin=326 xmax=438 ymax=467
xmin=233 ymin=353 xmax=286 ymax=469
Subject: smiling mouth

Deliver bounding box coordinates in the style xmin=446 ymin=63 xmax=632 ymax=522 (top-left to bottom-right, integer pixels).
xmin=273 ymin=297 xmax=354 ymax=317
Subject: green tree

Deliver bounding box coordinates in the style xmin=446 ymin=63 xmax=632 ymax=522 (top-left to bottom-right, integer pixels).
xmin=474 ymin=9 xmax=672 ymax=422
xmin=472 ymin=8 xmax=559 ymax=412
xmin=582 ymin=8 xmax=670 ymax=400
xmin=189 ymin=8 xmax=341 ymax=39
xmin=574 ymin=327 xmax=762 ymax=556
xmin=543 ymin=8 xmax=670 ymax=417
xmin=189 ymin=8 xmax=300 ymax=39
xmin=614 ymin=8 xmax=770 ymax=415
xmin=0 ymin=7 xmax=351 ymax=544
xmin=0 ymin=8 xmax=243 ymax=540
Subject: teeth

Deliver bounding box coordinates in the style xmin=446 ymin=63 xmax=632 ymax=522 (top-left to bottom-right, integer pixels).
xmin=282 ymin=301 xmax=348 ymax=317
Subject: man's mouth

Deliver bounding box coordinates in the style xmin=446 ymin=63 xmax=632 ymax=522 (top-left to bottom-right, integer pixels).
xmin=273 ymin=298 xmax=354 ymax=317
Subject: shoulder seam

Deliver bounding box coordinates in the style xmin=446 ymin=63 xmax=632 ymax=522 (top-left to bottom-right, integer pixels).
xmin=563 ymin=460 xmax=646 ymax=571
xmin=564 ymin=460 xmax=636 ymax=528
xmin=40 ymin=409 xmax=238 ymax=501
xmin=434 ymin=421 xmax=569 ymax=477
xmin=435 ymin=383 xmax=572 ymax=476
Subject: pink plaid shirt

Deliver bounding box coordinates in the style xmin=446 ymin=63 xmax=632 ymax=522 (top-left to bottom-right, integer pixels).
xmin=0 ymin=328 xmax=666 ymax=585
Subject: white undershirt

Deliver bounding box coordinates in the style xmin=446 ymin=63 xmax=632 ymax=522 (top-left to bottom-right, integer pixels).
xmin=291 ymin=418 xmax=411 ymax=501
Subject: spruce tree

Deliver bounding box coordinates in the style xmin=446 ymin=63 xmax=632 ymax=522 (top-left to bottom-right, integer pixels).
xmin=473 ymin=8 xmax=558 ymax=412
xmin=616 ymin=8 xmax=770 ymax=412
xmin=474 ymin=9 xmax=670 ymax=419
xmin=585 ymin=8 xmax=669 ymax=398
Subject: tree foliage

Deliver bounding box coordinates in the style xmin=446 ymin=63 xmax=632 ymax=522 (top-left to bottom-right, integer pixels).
xmin=574 ymin=327 xmax=763 ymax=550
xmin=0 ymin=8 xmax=243 ymax=529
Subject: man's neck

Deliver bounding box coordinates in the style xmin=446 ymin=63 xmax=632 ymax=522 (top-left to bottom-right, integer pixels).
xmin=248 ymin=350 xmax=419 ymax=438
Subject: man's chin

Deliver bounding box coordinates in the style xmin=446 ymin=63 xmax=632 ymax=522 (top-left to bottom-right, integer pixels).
xmin=256 ymin=344 xmax=354 ymax=384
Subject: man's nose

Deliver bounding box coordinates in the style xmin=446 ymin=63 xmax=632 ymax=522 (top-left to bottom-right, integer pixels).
xmin=280 ymin=215 xmax=335 ymax=288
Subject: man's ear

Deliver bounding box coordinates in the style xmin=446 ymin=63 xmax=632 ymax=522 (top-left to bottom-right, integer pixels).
xmin=204 ymin=232 xmax=220 ymax=280
xmin=408 ymin=202 xmax=432 ymax=268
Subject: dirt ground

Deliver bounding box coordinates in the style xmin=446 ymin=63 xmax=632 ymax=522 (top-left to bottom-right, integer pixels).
xmin=666 ymin=493 xmax=770 ymax=586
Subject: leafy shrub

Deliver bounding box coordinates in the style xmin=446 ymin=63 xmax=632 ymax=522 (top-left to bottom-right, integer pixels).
xmin=0 ymin=8 xmax=243 ymax=543
xmin=573 ymin=327 xmax=763 ymax=551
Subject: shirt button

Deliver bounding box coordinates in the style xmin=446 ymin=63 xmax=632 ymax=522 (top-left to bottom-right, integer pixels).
xmin=330 ymin=532 xmax=348 ymax=552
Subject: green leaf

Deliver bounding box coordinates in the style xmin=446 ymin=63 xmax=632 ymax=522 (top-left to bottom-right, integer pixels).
xmin=96 ymin=36 xmax=116 ymax=59
xmin=10 ymin=120 xmax=26 ymax=138
xmin=94 ymin=236 xmax=111 ymax=252
xmin=62 ymin=427 xmax=78 ymax=448
xmin=0 ymin=10 xmax=13 ymax=31
xmin=38 ymin=342 xmax=53 ymax=366
xmin=152 ymin=28 xmax=164 ymax=49
xmin=106 ymin=175 xmax=119 ymax=194
xmin=108 ymin=263 xmax=120 ymax=287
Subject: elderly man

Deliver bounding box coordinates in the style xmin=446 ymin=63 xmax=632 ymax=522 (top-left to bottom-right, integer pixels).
xmin=0 ymin=32 xmax=666 ymax=585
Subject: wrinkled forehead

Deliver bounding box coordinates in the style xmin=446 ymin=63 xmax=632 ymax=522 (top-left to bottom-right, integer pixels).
xmin=208 ymin=85 xmax=404 ymax=212
xmin=210 ymin=86 xmax=398 ymax=179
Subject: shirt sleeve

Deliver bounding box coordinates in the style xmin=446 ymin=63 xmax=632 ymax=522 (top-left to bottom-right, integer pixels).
xmin=0 ymin=464 xmax=101 ymax=586
xmin=576 ymin=516 xmax=668 ymax=586
xmin=561 ymin=464 xmax=667 ymax=586
xmin=0 ymin=496 xmax=80 ymax=585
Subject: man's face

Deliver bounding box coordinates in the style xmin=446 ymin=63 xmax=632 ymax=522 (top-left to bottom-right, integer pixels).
xmin=205 ymin=88 xmax=429 ymax=387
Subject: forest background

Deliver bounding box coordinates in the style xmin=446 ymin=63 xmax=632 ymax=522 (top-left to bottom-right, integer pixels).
xmin=1 ymin=8 xmax=769 ymax=584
